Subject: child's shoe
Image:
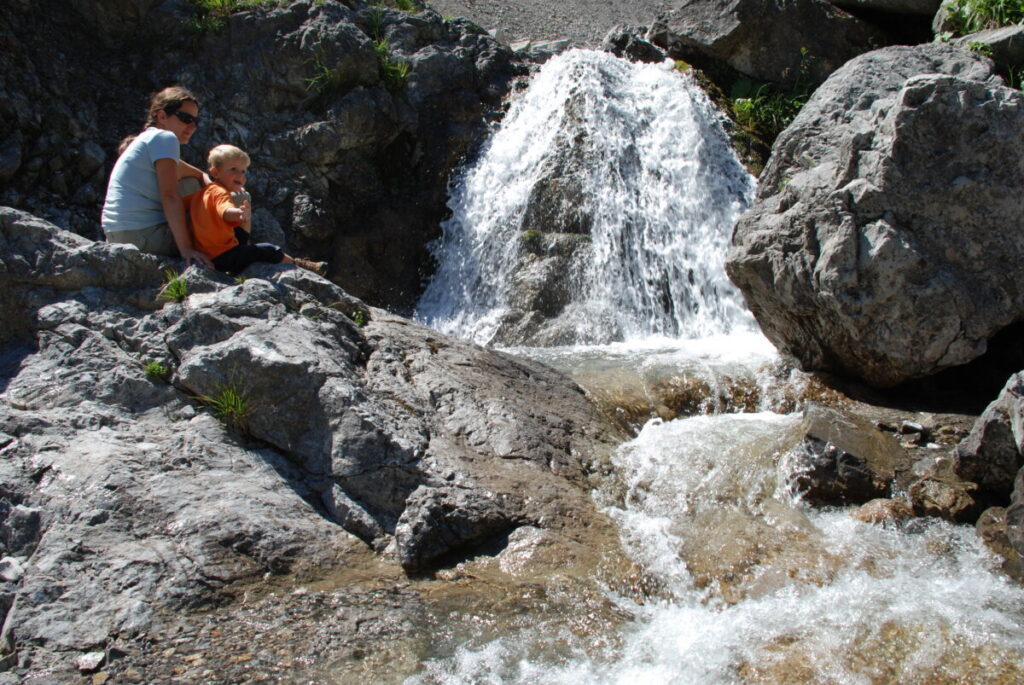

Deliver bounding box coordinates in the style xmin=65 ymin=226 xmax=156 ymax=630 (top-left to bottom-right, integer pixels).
xmin=294 ymin=258 xmax=328 ymax=277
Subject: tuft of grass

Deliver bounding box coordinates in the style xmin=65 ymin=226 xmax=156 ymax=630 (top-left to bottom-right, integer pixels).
xmin=373 ymin=39 xmax=410 ymax=90
xmin=158 ymin=269 xmax=189 ymax=303
xmin=144 ymin=361 xmax=170 ymax=381
xmin=304 ymin=51 xmax=347 ymax=96
xmin=945 ymin=0 xmax=1024 ymax=36
xmin=352 ymin=310 xmax=368 ymax=327
xmin=200 ymin=384 xmax=251 ymax=429
xmin=186 ymin=0 xmax=284 ymax=33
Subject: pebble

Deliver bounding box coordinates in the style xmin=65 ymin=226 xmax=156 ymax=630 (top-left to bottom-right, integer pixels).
xmin=74 ymin=651 xmax=105 ymax=672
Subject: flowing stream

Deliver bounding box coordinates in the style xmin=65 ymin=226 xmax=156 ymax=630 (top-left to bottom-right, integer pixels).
xmin=408 ymin=50 xmax=1024 ymax=683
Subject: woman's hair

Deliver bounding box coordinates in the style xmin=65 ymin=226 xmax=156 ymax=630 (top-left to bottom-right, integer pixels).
xmin=118 ymin=85 xmax=200 ymax=155
xmin=208 ymin=144 xmax=250 ymax=169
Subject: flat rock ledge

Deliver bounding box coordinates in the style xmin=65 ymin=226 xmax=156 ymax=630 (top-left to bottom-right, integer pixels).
xmin=0 ymin=207 xmax=625 ymax=679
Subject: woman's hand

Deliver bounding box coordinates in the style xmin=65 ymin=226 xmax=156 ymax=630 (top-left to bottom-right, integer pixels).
xmin=180 ymin=247 xmax=214 ymax=269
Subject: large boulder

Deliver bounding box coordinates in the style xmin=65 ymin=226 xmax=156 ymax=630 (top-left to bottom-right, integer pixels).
xmin=649 ymin=0 xmax=889 ymax=86
xmin=0 ymin=209 xmax=623 ymax=675
xmin=726 ymin=44 xmax=1024 ymax=387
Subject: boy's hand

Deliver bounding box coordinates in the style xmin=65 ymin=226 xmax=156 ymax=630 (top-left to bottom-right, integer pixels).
xmin=241 ymin=200 xmax=252 ymax=225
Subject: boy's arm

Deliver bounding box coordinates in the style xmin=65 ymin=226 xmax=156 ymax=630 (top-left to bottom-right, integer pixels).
xmin=221 ymin=197 xmax=252 ymax=233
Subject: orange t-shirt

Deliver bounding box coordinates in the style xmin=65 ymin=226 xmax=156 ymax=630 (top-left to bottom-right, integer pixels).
xmin=188 ymin=183 xmax=241 ymax=259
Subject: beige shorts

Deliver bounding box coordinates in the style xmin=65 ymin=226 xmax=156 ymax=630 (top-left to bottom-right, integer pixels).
xmin=107 ymin=223 xmax=179 ymax=257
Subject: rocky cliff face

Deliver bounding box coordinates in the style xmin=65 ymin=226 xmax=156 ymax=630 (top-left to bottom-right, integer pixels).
xmin=0 ymin=206 xmax=625 ymax=677
xmin=0 ymin=0 xmax=529 ymax=312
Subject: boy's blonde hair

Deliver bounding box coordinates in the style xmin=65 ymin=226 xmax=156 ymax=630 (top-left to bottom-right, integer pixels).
xmin=208 ymin=144 xmax=250 ymax=169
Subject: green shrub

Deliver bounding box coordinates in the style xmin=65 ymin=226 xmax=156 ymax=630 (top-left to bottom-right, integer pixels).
xmin=728 ymin=48 xmax=813 ymax=144
xmin=200 ymin=384 xmax=251 ymax=428
xmin=945 ymin=0 xmax=1024 ymax=35
xmin=157 ymin=269 xmax=189 ymax=303
xmin=144 ymin=361 xmax=170 ymax=381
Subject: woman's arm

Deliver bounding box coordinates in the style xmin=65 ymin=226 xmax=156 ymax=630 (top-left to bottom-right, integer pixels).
xmin=156 ymin=158 xmax=213 ymax=268
xmin=177 ymin=158 xmax=211 ymax=186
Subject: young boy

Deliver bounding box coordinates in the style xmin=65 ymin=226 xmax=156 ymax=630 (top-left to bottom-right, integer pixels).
xmin=189 ymin=144 xmax=327 ymax=276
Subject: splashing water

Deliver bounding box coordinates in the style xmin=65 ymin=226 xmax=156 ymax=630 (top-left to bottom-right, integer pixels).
xmin=416 ymin=50 xmax=756 ymax=346
xmin=410 ymin=414 xmax=1024 ymax=684
xmin=404 ymin=48 xmax=1024 ymax=685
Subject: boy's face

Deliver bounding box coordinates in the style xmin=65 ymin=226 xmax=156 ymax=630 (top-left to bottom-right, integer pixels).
xmin=210 ymin=158 xmax=248 ymax=192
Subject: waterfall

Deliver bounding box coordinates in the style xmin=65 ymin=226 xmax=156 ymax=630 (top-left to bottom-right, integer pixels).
xmin=416 ymin=50 xmax=757 ymax=346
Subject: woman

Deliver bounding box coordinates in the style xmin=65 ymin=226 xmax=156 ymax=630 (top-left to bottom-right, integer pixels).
xmin=101 ymin=86 xmax=213 ymax=268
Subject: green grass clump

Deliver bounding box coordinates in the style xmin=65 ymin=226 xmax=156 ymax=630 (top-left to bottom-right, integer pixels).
xmin=374 ymin=39 xmax=410 ymax=91
xmin=352 ymin=310 xmax=368 ymax=327
xmin=185 ymin=0 xmax=283 ymax=33
xmin=144 ymin=361 xmax=170 ymax=381
xmin=945 ymin=0 xmax=1024 ymax=36
xmin=157 ymin=269 xmax=189 ymax=303
xmin=200 ymin=384 xmax=251 ymax=429
xmin=304 ymin=51 xmax=345 ymax=96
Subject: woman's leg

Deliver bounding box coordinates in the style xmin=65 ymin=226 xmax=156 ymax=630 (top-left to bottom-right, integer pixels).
xmin=107 ymin=222 xmax=179 ymax=257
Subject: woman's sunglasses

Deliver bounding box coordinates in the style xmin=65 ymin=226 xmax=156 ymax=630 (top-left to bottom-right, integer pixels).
xmin=171 ymin=110 xmax=200 ymax=126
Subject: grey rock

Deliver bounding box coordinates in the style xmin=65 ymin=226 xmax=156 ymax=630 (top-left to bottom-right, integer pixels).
xmin=0 ymin=213 xmax=621 ymax=674
xmin=952 ymin=26 xmax=1024 ymax=70
xmin=74 ymin=650 xmax=105 ymax=672
xmin=953 ymin=372 xmax=1024 ymax=504
xmin=726 ymin=44 xmax=1023 ymax=387
xmin=786 ymin=404 xmax=899 ymax=505
xmin=1 ymin=506 xmax=42 ymax=558
xmin=1009 ymin=468 xmax=1024 ymax=558
xmin=602 ymin=25 xmax=668 ymax=64
xmin=394 ymin=485 xmax=525 ymax=571
xmin=909 ymin=476 xmax=981 ymax=522
xmin=976 ymin=506 xmax=1023 ymax=581
xmin=650 ymin=0 xmax=889 ymax=86
xmin=831 ymin=0 xmax=941 ymax=15
xmin=0 ymin=558 xmax=24 ymax=583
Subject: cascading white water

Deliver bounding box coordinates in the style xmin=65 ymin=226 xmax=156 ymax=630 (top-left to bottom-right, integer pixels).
xmin=411 ymin=415 xmax=1024 ymax=683
xmin=416 ymin=50 xmax=756 ymax=345
xmin=405 ymin=48 xmax=1024 ymax=685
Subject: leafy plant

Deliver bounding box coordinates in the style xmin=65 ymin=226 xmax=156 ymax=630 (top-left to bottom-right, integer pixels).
xmin=967 ymin=40 xmax=995 ymax=57
xmin=729 ymin=47 xmax=814 ymax=144
xmin=144 ymin=361 xmax=170 ymax=381
xmin=157 ymin=268 xmax=189 ymax=303
xmin=945 ymin=0 xmax=1024 ymax=36
xmin=200 ymin=384 xmax=251 ymax=429
xmin=673 ymin=60 xmax=691 ymax=73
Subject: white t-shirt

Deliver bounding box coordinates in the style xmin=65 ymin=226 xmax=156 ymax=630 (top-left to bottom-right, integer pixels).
xmin=101 ymin=128 xmax=180 ymax=235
